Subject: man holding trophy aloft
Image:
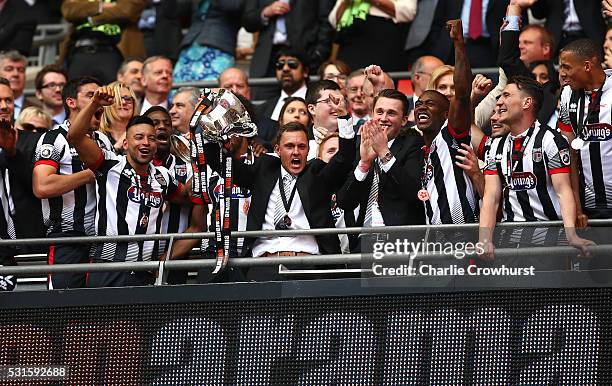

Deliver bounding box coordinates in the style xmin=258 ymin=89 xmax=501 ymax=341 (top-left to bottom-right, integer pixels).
xmin=190 ymin=88 xmax=355 ymax=281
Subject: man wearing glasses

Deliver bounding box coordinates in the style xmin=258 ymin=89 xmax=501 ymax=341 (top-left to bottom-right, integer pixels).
xmin=256 ymin=49 xmax=309 ymax=150
xmin=34 ymin=64 xmax=68 ymax=129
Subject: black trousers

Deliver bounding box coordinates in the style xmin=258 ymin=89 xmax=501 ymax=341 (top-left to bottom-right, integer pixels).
xmin=87 ymin=266 xmax=155 ymax=288
xmin=47 ymin=232 xmax=91 ymax=289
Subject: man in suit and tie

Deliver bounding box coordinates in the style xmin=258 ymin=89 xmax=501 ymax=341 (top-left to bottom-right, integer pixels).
xmin=255 ymin=49 xmax=309 ymax=151
xmin=0 ymin=51 xmax=39 ymax=120
xmin=203 ymin=95 xmax=355 ymax=280
xmin=337 ymin=89 xmax=425 ymax=232
xmin=34 ymin=65 xmax=68 ymax=129
xmin=242 ymin=0 xmax=335 ymax=100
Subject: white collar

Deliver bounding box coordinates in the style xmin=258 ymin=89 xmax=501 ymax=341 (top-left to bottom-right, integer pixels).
xmin=280 ymin=84 xmax=307 ymax=101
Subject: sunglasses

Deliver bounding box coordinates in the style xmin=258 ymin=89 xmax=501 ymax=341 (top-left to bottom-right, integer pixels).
xmin=275 ymin=59 xmax=300 ymax=70
xmin=120 ymin=95 xmax=135 ymax=104
xmin=21 ymin=123 xmax=48 ymax=132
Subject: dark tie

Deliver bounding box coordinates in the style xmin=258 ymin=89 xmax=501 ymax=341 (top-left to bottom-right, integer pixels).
xmin=354 ymin=118 xmax=366 ymax=134
xmin=363 ymin=162 xmax=380 ymax=227
xmin=468 ymin=0 xmax=482 ymax=40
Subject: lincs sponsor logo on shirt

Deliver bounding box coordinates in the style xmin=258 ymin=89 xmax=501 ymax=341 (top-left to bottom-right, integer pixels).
xmin=127 ymin=186 xmax=163 ymax=208
xmin=510 ymin=172 xmax=537 ymax=191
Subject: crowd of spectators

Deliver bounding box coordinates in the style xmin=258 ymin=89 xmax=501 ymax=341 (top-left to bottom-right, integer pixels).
xmin=0 ymin=0 xmax=610 ymax=290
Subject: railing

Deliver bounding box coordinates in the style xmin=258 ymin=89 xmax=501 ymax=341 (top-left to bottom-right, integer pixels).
xmin=1 ymin=220 xmax=611 ymax=288
xmin=29 ymin=23 xmax=71 ymax=67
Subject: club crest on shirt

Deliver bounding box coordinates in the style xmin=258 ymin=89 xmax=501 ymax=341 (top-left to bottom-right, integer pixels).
xmin=174 ymin=164 xmax=188 ymax=177
xmin=40 ymin=144 xmax=54 ymax=159
xmin=532 ymin=148 xmax=543 ymax=163
xmin=559 ymin=148 xmax=571 ymax=166
xmin=127 ymin=186 xmax=163 ymax=207
xmin=510 ymin=171 xmax=537 ymax=191
xmin=154 ymin=172 xmax=168 ymax=188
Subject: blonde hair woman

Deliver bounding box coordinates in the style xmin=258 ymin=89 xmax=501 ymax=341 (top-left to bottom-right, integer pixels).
xmin=15 ymin=106 xmax=52 ymax=132
xmin=426 ymin=65 xmax=455 ymax=101
xmin=99 ymin=81 xmax=139 ymax=153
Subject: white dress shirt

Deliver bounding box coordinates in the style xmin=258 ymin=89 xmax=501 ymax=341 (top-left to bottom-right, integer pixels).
xmin=270 ymin=84 xmax=307 ymax=121
xmin=52 ymin=111 xmax=66 ymax=130
xmin=140 ymin=97 xmax=168 ymax=114
xmin=252 ymin=117 xmax=355 ymax=256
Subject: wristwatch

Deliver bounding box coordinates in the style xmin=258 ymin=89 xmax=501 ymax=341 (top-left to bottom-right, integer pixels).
xmin=379 ymin=151 xmax=393 ymax=165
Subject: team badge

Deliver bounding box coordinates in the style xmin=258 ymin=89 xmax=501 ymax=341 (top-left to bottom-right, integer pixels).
xmin=175 ymin=164 xmax=187 ymax=177
xmin=510 ymin=172 xmax=537 ymax=191
xmin=559 ymin=148 xmax=571 ymax=166
xmin=139 ymin=214 xmax=149 ymax=228
xmin=40 ymin=144 xmax=54 ymax=159
xmin=532 ymin=148 xmax=543 ymax=163
xmin=417 ymin=189 xmax=430 ymax=201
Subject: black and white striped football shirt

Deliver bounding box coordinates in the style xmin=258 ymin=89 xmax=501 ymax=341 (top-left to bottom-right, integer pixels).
xmin=156 ymin=153 xmax=193 ymax=256
xmin=558 ymin=70 xmax=612 ymax=210
xmin=200 ymin=151 xmax=254 ymax=257
xmin=484 ymin=121 xmax=571 ymax=221
xmin=91 ymin=150 xmax=181 ymax=262
xmin=423 ymin=121 xmax=479 ymax=224
xmin=33 ymin=123 xmax=112 ymax=236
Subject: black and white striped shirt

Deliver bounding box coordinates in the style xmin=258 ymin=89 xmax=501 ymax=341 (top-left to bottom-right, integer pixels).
xmin=484 ymin=121 xmax=571 ymax=221
xmin=424 ymin=121 xmax=479 ymax=224
xmin=156 ymin=154 xmax=193 ymax=256
xmin=201 ymin=152 xmax=254 ymax=256
xmin=91 ymin=150 xmax=181 ymax=262
xmin=33 ymin=123 xmax=112 ymax=236
xmin=558 ymin=70 xmax=612 ymax=210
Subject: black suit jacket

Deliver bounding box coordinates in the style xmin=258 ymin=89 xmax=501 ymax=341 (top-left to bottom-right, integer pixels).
xmin=531 ymin=0 xmax=605 ymax=53
xmin=405 ymin=0 xmax=509 ymax=64
xmin=337 ymin=132 xmax=426 ymax=227
xmin=254 ymin=96 xmax=279 ymax=151
xmin=0 ymin=0 xmax=37 ymax=55
xmin=204 ymin=135 xmax=355 ymax=256
xmin=242 ymin=0 xmax=335 ymax=77
xmin=498 ymin=30 xmax=558 ymax=123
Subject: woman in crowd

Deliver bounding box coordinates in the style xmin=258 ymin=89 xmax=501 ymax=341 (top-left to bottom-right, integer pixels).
xmin=99 ymin=82 xmax=139 ymax=154
xmin=318 ymin=59 xmax=351 ymax=94
xmin=328 ymin=0 xmax=416 ymax=72
xmin=15 ymin=107 xmax=52 ymax=132
xmin=427 ymin=65 xmax=454 ymax=101
xmin=173 ymin=0 xmax=243 ymax=82
xmin=278 ymin=97 xmax=312 ymax=128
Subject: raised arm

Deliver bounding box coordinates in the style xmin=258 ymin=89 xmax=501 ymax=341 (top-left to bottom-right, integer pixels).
xmin=447 ymin=19 xmax=472 ymax=135
xmin=66 ymin=86 xmax=115 ymax=168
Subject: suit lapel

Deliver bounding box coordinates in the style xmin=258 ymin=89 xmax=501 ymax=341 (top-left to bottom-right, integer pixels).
xmin=296 ymin=169 xmax=310 ymax=217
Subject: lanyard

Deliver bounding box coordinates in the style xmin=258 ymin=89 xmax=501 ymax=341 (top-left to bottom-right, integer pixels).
xmin=279 ymin=173 xmax=298 ymax=213
xmin=503 ymin=123 xmax=536 ymax=190
xmin=421 ymin=145 xmax=432 ymax=189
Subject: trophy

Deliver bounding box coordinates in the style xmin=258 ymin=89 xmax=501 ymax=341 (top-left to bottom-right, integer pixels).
xmin=187 ymin=88 xmax=258 ymax=275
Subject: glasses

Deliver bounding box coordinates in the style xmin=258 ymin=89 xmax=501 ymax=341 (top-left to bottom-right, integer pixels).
xmin=41 ymin=82 xmax=65 ymax=90
xmin=348 ymin=86 xmax=364 ymax=94
xmin=20 ymin=123 xmax=48 ymax=132
xmin=324 ymin=73 xmax=347 ymax=81
xmin=315 ymin=98 xmax=333 ymax=106
xmin=275 ymin=59 xmax=300 ymax=70
xmin=120 ymin=95 xmax=135 ymax=104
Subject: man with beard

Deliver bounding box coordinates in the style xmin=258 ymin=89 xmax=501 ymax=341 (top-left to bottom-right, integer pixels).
xmin=478 ymin=76 xmax=593 ymax=263
xmin=144 ymin=106 xmax=205 ymax=284
xmin=68 ymin=86 xmax=190 ymax=287
xmin=33 ymin=76 xmax=112 ymax=289
xmin=255 ymin=50 xmax=309 ymax=150
xmin=412 ymin=20 xmax=478 ymax=225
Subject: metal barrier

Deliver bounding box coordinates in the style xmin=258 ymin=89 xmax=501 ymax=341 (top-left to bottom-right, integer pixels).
xmin=29 ymin=23 xmax=71 ymax=67
xmin=1 ymin=219 xmax=611 ymax=286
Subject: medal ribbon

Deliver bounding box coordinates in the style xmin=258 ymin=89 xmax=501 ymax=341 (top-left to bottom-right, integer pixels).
xmin=576 ymin=86 xmax=605 ymax=140
xmin=278 ymin=173 xmax=298 ymax=215
xmin=503 ymin=123 xmax=536 ymax=193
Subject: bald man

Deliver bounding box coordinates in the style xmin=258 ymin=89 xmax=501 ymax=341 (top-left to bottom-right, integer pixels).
xmin=408 ymin=56 xmax=444 ymax=122
xmin=218 ymin=67 xmax=251 ymax=100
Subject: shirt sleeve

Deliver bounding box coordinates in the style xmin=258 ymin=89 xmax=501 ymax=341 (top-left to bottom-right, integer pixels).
xmin=354 ymin=165 xmax=368 ymax=181
xmin=33 ymin=132 xmax=63 ymax=170
xmin=545 ymin=131 xmax=571 ymax=174
xmin=337 ymin=115 xmax=355 ymax=139
xmin=557 ymin=86 xmax=574 ymax=133
xmin=483 ymin=139 xmax=500 ymax=175
xmin=91 ymin=149 xmax=119 ymax=175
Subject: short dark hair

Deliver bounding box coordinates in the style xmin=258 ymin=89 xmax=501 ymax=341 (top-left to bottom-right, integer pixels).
xmin=35 ymin=64 xmax=68 ymax=90
xmin=143 ymin=105 xmax=170 ymax=119
xmin=305 ymin=79 xmax=340 ymax=105
xmin=126 ymin=115 xmax=155 ymax=133
xmin=278 ymin=96 xmax=310 ymax=126
xmin=275 ymin=121 xmax=308 ymax=145
xmin=560 ymin=38 xmax=602 ymax=62
xmin=528 ymin=59 xmax=560 ymax=91
xmin=117 ymin=57 xmax=143 ymax=76
xmin=0 ymin=77 xmax=10 ymax=89
xmin=509 ymin=75 xmax=543 ymax=114
xmin=373 ymin=89 xmax=410 ymax=116
xmin=62 ymin=76 xmax=102 ymax=117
